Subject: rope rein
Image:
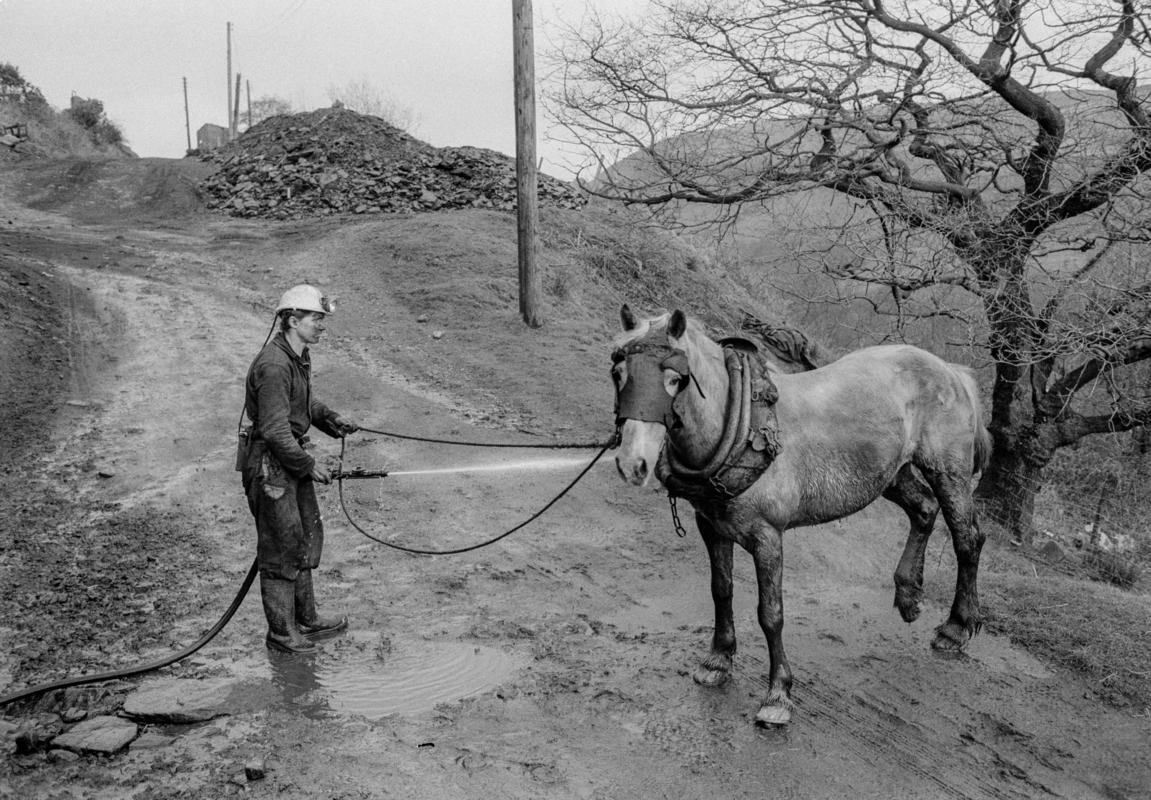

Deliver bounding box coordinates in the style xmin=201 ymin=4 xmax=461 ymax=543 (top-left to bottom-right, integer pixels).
xmin=334 ymin=429 xmax=617 ymax=556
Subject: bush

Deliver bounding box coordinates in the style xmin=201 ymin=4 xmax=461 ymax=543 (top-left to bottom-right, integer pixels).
xmin=68 ymin=97 xmax=105 ymax=130
xmin=0 ymin=62 xmax=21 ymax=87
xmin=0 ymin=61 xmax=48 ymax=110
xmin=65 ymin=95 xmax=125 ymax=147
xmin=94 ymin=120 xmax=123 ymax=145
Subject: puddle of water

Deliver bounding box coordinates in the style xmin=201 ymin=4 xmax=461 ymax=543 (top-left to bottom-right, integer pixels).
xmin=232 ymin=631 xmax=522 ymax=720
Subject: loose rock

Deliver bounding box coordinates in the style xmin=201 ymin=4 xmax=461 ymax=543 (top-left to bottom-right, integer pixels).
xmin=245 ymin=756 xmax=267 ymax=781
xmin=200 ymin=108 xmax=587 ymax=220
xmin=51 ymin=715 xmax=137 ymax=755
xmin=121 ymin=676 xmax=267 ymax=724
xmin=15 ymin=716 xmax=63 ymax=755
xmin=129 ymin=731 xmax=176 ymax=750
xmin=47 ymin=748 xmax=80 ymax=763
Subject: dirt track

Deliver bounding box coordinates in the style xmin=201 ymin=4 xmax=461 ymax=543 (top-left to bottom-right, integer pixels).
xmin=1 ymin=158 xmax=1149 ymax=800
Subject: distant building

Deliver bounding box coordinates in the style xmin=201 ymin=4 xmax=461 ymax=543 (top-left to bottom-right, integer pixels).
xmin=197 ymin=123 xmax=227 ymax=152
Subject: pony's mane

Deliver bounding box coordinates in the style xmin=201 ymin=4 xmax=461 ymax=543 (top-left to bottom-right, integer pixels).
xmin=613 ymin=311 xmax=710 ymax=349
xmin=612 ymin=311 xmax=670 ymax=349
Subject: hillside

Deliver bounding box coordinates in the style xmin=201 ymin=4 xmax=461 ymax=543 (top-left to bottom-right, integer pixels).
xmin=0 ymin=94 xmax=135 ymax=163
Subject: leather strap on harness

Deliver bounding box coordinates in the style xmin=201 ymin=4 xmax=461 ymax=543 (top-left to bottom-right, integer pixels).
xmin=656 ymin=347 xmax=782 ymax=503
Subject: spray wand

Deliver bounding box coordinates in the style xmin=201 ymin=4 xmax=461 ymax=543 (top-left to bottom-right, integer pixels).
xmin=331 ymin=467 xmax=390 ymax=480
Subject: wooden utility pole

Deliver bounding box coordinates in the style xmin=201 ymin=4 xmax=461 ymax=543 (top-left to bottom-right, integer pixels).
xmin=232 ymin=74 xmax=242 ymax=138
xmin=183 ymin=77 xmax=191 ymax=153
xmin=246 ymin=79 xmax=252 ymax=129
xmin=226 ymin=22 xmax=234 ymax=140
xmin=512 ymin=0 xmax=541 ymax=327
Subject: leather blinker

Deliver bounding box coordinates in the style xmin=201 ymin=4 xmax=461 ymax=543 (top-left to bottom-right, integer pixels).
xmin=612 ymin=343 xmax=693 ymax=428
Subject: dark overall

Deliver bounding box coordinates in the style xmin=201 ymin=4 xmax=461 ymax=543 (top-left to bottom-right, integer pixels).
xmin=240 ymin=333 xmax=343 ymax=580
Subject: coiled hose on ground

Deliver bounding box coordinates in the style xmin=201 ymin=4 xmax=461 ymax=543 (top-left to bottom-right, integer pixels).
xmin=0 ymin=558 xmax=259 ymax=709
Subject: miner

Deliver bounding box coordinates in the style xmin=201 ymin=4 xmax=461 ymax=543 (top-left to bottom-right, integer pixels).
xmin=238 ymin=284 xmax=359 ymax=653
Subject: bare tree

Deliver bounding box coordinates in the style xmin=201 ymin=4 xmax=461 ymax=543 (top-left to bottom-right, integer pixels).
xmin=246 ymin=95 xmax=294 ymax=128
xmin=551 ymin=0 xmax=1151 ymax=542
xmin=325 ymin=78 xmax=420 ymax=133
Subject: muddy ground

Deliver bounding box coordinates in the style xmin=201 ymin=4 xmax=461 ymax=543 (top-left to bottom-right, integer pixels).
xmin=0 ymin=157 xmax=1149 ymax=800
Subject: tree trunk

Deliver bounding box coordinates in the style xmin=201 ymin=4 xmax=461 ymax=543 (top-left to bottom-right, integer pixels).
xmin=965 ymin=230 xmax=1048 ymax=542
xmin=978 ymin=418 xmax=1060 ymax=543
xmin=1135 ymin=426 xmax=1150 ymax=485
xmin=979 ymin=431 xmax=1051 ymax=543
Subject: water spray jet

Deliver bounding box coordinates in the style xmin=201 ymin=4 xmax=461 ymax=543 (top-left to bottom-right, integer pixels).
xmin=333 ymin=454 xmax=614 ymax=481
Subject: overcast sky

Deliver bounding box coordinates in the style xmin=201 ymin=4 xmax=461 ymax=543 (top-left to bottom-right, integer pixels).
xmin=0 ymin=0 xmax=648 ymax=179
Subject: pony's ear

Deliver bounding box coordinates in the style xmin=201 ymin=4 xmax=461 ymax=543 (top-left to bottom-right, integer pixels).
xmin=668 ymin=309 xmax=687 ymax=339
xmin=620 ymin=304 xmax=639 ymax=331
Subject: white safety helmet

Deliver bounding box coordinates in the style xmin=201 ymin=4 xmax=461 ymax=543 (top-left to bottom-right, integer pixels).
xmin=275 ymin=284 xmax=334 ymax=315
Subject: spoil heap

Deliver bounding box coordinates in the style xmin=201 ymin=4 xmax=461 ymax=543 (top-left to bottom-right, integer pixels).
xmin=200 ymin=107 xmax=587 ymax=219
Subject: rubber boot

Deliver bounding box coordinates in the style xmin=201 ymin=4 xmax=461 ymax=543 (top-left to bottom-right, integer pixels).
xmin=295 ymin=569 xmax=348 ymax=640
xmin=261 ymin=576 xmax=318 ymax=654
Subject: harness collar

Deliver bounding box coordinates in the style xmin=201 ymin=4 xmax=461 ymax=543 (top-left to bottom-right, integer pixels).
xmin=658 ymin=347 xmax=782 ymax=503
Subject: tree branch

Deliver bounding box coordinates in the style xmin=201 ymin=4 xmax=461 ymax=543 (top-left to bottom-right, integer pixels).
xmin=1041 ymin=337 xmax=1151 ymax=419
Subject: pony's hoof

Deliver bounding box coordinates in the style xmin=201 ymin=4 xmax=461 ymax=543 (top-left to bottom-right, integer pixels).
xmin=755 ymin=703 xmax=792 ymax=727
xmin=692 ymin=666 xmax=730 ymax=687
xmin=894 ymin=588 xmax=922 ymax=623
xmin=896 ymin=602 xmax=922 ymax=624
xmin=931 ymin=623 xmax=970 ymax=652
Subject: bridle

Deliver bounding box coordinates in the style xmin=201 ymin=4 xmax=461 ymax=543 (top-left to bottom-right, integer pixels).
xmin=612 ymin=334 xmax=779 ymax=503
xmin=610 ymin=336 xmax=746 ymax=470
xmin=610 ymin=339 xmax=705 ymax=433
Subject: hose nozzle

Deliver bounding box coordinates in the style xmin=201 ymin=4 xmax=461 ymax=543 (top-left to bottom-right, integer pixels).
xmin=331 ymin=468 xmax=390 ymax=480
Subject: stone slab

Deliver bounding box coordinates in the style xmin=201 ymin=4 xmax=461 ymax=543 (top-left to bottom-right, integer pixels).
xmin=121 ymin=677 xmax=271 ymax=723
xmin=52 ymin=715 xmax=138 ymax=754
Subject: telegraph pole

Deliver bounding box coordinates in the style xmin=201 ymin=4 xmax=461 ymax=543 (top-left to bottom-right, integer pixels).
xmin=246 ymin=79 xmax=252 ymax=129
xmin=183 ymin=77 xmax=191 ymax=153
xmin=512 ymin=0 xmax=541 ymax=327
xmin=226 ymin=22 xmax=234 ymax=140
xmin=232 ymin=74 xmax=242 ymax=138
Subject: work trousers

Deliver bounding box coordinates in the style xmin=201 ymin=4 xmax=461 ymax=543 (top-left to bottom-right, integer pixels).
xmin=242 ymin=445 xmax=324 ymax=581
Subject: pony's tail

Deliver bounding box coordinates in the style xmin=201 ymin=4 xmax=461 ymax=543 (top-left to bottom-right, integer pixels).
xmin=973 ymin=419 xmax=992 ymax=477
xmin=959 ymin=367 xmax=993 ymax=477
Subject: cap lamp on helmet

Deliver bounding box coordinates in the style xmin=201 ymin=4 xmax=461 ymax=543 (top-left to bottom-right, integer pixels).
xmin=275 ymin=284 xmax=335 ymax=315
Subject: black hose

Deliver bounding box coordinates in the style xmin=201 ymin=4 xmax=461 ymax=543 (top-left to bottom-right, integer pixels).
xmin=0 ymin=558 xmax=259 ymax=709
xmin=0 ymin=430 xmax=616 ymax=707
xmin=356 ymin=425 xmax=611 ymax=449
xmin=336 ymin=438 xmax=615 ymax=555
